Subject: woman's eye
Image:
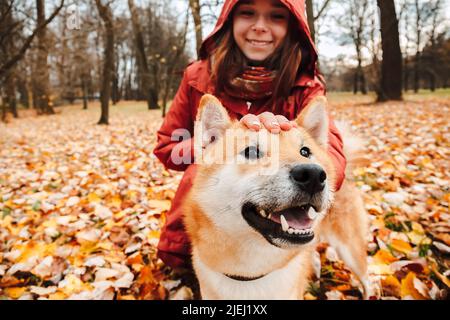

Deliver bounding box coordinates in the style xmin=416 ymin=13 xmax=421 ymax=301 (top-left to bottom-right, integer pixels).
xmin=300 ymin=146 xmax=311 ymax=158
xmin=271 ymin=13 xmax=287 ymax=20
xmin=239 ymin=10 xmax=254 ymax=17
xmin=242 ymin=146 xmax=263 ymax=160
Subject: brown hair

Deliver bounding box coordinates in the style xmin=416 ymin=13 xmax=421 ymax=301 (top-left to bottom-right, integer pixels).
xmin=209 ymin=13 xmax=307 ymax=111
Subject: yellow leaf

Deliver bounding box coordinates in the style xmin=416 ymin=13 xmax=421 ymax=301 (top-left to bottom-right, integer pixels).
xmin=110 ymin=195 xmax=122 ymax=208
xmin=42 ymin=218 xmax=57 ymax=228
xmin=304 ymin=293 xmax=317 ymax=300
xmin=97 ymin=241 xmax=113 ymax=251
xmin=430 ymin=262 xmax=450 ymax=288
xmin=118 ymin=294 xmax=136 ymax=300
xmin=5 ymin=287 xmax=27 ymax=299
xmin=60 ymin=274 xmax=91 ymax=295
xmin=382 ymin=275 xmax=401 ymax=297
xmin=48 ymin=292 xmax=68 ymax=300
xmin=88 ymin=193 xmax=101 ymax=203
xmin=411 ymin=222 xmax=424 ymax=234
xmin=374 ymin=249 xmax=398 ymax=264
xmin=124 ymin=162 xmax=133 ymax=170
xmin=400 ymin=272 xmax=427 ymax=300
xmin=407 ymin=232 xmax=428 ymax=246
xmin=368 ymin=263 xmax=393 ymax=275
xmin=147 ymin=230 xmax=160 ymax=240
xmin=390 ymin=239 xmax=413 ymax=254
xmin=366 ymin=205 xmax=384 ymax=215
xmin=147 ymin=200 xmax=171 ymax=211
xmin=0 ymin=215 xmax=13 ymax=228
xmin=15 ymin=242 xmax=56 ymax=263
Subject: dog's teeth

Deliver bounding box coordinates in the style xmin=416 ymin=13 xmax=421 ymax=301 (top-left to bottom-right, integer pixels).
xmin=259 ymin=209 xmax=267 ymax=218
xmin=268 ymin=213 xmax=272 ymax=219
xmin=288 ymin=227 xmax=294 ymax=234
xmin=307 ymin=207 xmax=318 ymax=220
xmin=280 ymin=214 xmax=289 ymax=232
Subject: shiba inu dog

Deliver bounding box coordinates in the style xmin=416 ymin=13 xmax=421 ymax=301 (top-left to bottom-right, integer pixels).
xmin=183 ymin=94 xmax=369 ymax=299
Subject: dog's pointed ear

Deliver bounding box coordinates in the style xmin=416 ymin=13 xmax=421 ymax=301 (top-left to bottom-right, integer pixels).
xmin=195 ymin=94 xmax=231 ymax=149
xmin=296 ymin=96 xmax=329 ymax=146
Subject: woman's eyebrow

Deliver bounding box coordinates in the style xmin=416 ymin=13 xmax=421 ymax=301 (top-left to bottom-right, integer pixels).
xmin=271 ymin=1 xmax=286 ymax=8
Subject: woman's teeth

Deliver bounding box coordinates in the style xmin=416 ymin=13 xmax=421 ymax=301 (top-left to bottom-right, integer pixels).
xmin=248 ymin=40 xmax=271 ymax=46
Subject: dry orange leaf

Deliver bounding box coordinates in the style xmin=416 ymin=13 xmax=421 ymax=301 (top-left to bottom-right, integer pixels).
xmin=374 ymin=249 xmax=398 ymax=264
xmin=382 ymin=275 xmax=401 ymax=297
xmin=390 ymin=239 xmax=413 ymax=254
xmin=400 ymin=272 xmax=427 ymax=300
xmin=5 ymin=287 xmax=27 ymax=299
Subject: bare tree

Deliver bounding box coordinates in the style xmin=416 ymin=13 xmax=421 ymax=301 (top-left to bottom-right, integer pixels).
xmin=189 ymin=0 xmax=203 ymax=57
xmin=34 ymin=0 xmax=58 ymax=114
xmin=337 ymin=0 xmax=370 ymax=95
xmin=161 ymin=11 xmax=190 ymax=117
xmin=128 ymin=0 xmax=158 ymax=109
xmin=424 ymin=0 xmax=444 ymax=91
xmin=305 ymin=0 xmax=332 ymax=44
xmin=0 ymin=0 xmax=64 ymax=81
xmin=95 ymin=0 xmax=114 ymax=125
xmin=377 ymin=0 xmax=403 ymax=101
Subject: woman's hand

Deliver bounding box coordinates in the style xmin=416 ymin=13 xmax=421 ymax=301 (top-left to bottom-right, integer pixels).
xmin=240 ymin=112 xmax=297 ymax=133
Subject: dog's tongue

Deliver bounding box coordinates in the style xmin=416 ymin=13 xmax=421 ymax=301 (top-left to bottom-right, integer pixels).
xmin=269 ymin=207 xmax=312 ymax=230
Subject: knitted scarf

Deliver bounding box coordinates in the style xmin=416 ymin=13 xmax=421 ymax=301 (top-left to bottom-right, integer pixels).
xmin=224 ymin=66 xmax=277 ymax=101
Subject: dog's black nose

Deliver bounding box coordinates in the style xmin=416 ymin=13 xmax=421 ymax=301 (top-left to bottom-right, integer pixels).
xmin=290 ymin=164 xmax=326 ymax=194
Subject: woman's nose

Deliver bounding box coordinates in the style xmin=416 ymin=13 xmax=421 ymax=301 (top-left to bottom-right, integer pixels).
xmin=252 ymin=16 xmax=268 ymax=32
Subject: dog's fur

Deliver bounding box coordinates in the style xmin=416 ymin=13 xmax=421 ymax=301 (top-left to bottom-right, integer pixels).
xmin=183 ymin=94 xmax=369 ymax=299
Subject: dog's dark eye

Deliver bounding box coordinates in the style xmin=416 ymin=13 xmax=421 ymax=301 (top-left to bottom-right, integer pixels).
xmin=242 ymin=146 xmax=263 ymax=160
xmin=300 ymin=146 xmax=311 ymax=158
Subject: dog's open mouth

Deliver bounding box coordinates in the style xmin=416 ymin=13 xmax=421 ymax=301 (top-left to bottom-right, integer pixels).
xmin=242 ymin=202 xmax=318 ymax=247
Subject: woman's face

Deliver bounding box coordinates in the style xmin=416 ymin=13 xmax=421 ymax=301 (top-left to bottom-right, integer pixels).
xmin=233 ymin=0 xmax=290 ymax=62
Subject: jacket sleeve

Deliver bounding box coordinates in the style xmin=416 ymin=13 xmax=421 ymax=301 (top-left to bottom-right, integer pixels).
xmin=153 ymin=70 xmax=195 ymax=171
xmin=297 ymin=81 xmax=346 ymax=191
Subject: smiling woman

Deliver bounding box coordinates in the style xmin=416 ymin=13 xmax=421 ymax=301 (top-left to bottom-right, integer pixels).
xmin=232 ymin=0 xmax=290 ymax=62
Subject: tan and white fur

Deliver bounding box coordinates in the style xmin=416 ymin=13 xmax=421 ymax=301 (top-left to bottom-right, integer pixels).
xmin=183 ymin=94 xmax=369 ymax=300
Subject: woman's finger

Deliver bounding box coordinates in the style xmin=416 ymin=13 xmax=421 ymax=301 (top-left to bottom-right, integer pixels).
xmin=275 ymin=115 xmax=293 ymax=131
xmin=240 ymin=114 xmax=261 ymax=131
xmin=259 ymin=112 xmax=280 ymax=133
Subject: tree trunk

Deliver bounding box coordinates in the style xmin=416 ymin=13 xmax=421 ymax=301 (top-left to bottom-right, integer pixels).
xmin=403 ymin=59 xmax=409 ymax=92
xmin=128 ymin=0 xmax=158 ymax=109
xmin=305 ymin=0 xmax=316 ymax=44
xmin=5 ymin=73 xmax=18 ymax=118
xmin=34 ymin=0 xmax=54 ymax=115
xmin=360 ymin=71 xmax=367 ymax=94
xmin=377 ymin=0 xmax=403 ymax=101
xmin=95 ymin=0 xmax=114 ymax=125
xmin=82 ymin=76 xmax=88 ymax=110
xmin=414 ymin=52 xmax=420 ymax=93
xmin=189 ymin=0 xmax=203 ymax=57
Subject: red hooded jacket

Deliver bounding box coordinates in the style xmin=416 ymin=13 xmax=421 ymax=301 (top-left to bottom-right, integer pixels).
xmin=153 ymin=0 xmax=346 ymax=268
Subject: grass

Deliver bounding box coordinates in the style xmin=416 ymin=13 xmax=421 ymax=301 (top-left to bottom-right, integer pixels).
xmin=5 ymin=89 xmax=450 ymax=120
xmin=328 ymin=88 xmax=450 ymax=105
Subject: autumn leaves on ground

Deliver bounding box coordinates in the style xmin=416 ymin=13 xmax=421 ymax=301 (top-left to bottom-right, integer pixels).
xmin=0 ymin=92 xmax=449 ymax=300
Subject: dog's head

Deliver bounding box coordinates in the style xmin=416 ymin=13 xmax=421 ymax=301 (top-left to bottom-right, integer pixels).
xmin=191 ymin=94 xmax=336 ymax=249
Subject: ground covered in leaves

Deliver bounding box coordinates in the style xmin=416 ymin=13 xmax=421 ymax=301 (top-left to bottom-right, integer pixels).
xmin=0 ymin=95 xmax=448 ymax=300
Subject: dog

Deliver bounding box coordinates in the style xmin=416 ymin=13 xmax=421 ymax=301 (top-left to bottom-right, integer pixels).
xmin=182 ymin=94 xmax=369 ymax=299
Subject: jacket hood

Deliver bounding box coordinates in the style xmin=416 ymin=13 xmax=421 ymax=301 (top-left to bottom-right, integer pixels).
xmin=199 ymin=0 xmax=318 ymax=80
